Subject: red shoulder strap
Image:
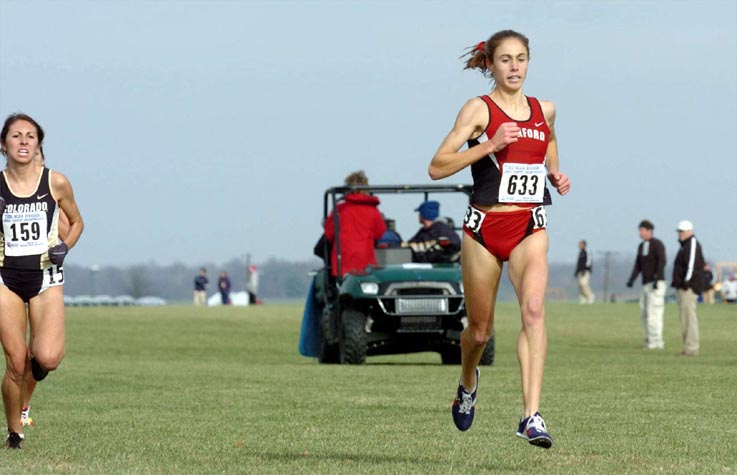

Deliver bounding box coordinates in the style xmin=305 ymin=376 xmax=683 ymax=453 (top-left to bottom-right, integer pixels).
xmin=528 ymin=96 xmax=543 ymax=116
xmin=478 ymin=95 xmax=495 ymax=134
xmin=479 ymin=95 xmax=495 ymax=113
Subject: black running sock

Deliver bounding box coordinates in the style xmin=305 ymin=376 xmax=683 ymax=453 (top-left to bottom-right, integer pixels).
xmin=31 ymin=358 xmax=49 ymax=382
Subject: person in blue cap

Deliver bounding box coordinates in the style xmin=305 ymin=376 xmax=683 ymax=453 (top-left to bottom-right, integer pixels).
xmin=407 ymin=200 xmax=461 ymax=263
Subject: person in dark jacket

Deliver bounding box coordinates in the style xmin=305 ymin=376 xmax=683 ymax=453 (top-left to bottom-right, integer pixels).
xmin=575 ymin=240 xmax=594 ymax=304
xmin=218 ymin=271 xmax=232 ymax=305
xmin=323 ymin=170 xmax=386 ymax=277
xmin=671 ymin=220 xmax=705 ymax=356
xmin=626 ymin=220 xmax=667 ymax=350
xmin=193 ymin=268 xmax=209 ymax=306
xmin=407 ymin=201 xmax=461 ymax=263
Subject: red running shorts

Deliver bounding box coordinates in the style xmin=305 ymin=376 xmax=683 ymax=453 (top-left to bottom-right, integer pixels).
xmin=462 ymin=205 xmax=547 ymax=261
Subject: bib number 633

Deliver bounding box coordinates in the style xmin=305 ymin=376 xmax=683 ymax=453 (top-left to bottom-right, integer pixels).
xmin=499 ymin=163 xmax=545 ymax=203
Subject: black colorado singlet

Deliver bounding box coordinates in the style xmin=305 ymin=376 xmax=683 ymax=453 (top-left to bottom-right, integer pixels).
xmin=0 ymin=167 xmax=62 ymax=270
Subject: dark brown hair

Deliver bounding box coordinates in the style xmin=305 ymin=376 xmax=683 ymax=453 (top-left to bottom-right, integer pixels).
xmin=462 ymin=30 xmax=530 ymax=78
xmin=0 ymin=113 xmax=45 ymax=156
xmin=638 ymin=220 xmax=654 ymax=230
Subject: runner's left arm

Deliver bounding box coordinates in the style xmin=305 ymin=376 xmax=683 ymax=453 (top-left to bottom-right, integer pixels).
xmin=540 ymin=100 xmax=570 ymax=196
xmin=51 ymin=170 xmax=84 ymax=250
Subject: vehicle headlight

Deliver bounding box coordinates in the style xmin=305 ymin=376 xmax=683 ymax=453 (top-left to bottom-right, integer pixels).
xmin=360 ymin=282 xmax=379 ymax=295
xmin=459 ymin=282 xmax=464 ymax=293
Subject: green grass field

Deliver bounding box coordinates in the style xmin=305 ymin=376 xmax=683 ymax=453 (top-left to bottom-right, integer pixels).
xmin=3 ymin=302 xmax=736 ymax=474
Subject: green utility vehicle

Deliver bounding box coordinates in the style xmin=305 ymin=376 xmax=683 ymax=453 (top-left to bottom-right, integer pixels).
xmin=315 ymin=184 xmax=495 ymax=365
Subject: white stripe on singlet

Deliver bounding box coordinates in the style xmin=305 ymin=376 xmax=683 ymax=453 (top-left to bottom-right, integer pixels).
xmin=475 ymin=132 xmax=500 ymax=170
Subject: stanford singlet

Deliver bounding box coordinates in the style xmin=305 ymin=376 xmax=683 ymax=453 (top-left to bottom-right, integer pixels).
xmin=467 ymin=96 xmax=552 ymax=207
xmin=0 ymin=167 xmax=62 ymax=270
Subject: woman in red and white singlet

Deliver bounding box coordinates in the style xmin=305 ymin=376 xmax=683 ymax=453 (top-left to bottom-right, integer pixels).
xmin=429 ymin=30 xmax=570 ymax=448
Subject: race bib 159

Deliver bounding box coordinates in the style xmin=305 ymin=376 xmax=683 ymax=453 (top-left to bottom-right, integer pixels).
xmin=2 ymin=210 xmax=49 ymax=256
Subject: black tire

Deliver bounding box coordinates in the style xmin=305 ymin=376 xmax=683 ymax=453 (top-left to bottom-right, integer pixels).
xmin=339 ymin=309 xmax=367 ymax=364
xmin=479 ymin=332 xmax=495 ymax=366
xmin=440 ymin=346 xmax=462 ymax=365
xmin=318 ymin=309 xmax=339 ymax=364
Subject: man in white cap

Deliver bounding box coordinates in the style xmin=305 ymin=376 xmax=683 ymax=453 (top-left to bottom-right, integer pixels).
xmin=671 ymin=220 xmax=705 ymax=356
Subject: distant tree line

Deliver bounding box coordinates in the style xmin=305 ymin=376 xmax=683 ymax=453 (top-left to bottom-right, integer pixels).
xmin=63 ymin=258 xmax=321 ymax=303
xmin=61 ymin=254 xmax=683 ymax=303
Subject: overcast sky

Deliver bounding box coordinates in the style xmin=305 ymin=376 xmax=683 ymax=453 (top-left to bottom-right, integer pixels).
xmin=1 ymin=0 xmax=735 ymax=270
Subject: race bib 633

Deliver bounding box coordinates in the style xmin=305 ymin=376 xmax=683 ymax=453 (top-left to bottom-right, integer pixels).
xmin=499 ymin=163 xmax=545 ymax=203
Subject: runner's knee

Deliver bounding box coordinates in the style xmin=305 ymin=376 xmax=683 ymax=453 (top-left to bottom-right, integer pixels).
xmin=464 ymin=326 xmax=492 ymax=347
xmin=521 ymin=296 xmax=545 ymax=326
xmin=5 ymin=355 xmax=26 ymax=382
xmin=33 ymin=349 xmax=65 ymax=372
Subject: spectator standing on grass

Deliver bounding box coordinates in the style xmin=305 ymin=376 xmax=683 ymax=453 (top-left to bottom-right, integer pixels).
xmin=193 ymin=268 xmax=208 ymax=306
xmin=671 ymin=220 xmax=705 ymax=356
xmin=429 ymin=30 xmax=570 ymax=449
xmin=218 ymin=271 xmax=231 ymax=305
xmin=575 ymin=240 xmax=594 ymax=304
xmin=626 ymin=220 xmax=666 ymax=350
xmin=0 ymin=113 xmax=85 ymax=448
xmin=246 ymin=265 xmax=259 ymax=304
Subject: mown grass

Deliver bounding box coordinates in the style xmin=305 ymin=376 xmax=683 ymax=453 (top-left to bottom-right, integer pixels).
xmin=3 ymin=302 xmax=736 ymax=473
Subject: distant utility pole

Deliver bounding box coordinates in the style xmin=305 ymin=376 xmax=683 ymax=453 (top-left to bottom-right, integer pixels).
xmin=602 ymin=251 xmax=612 ymax=303
xmin=598 ymin=250 xmax=621 ymax=303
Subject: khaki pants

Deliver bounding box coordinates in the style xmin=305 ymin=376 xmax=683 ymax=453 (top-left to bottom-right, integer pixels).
xmin=193 ymin=290 xmax=207 ymax=306
xmin=677 ymin=289 xmax=700 ymax=355
xmin=639 ymin=281 xmax=665 ymax=348
xmin=702 ymin=288 xmax=715 ymax=304
xmin=577 ymin=271 xmax=595 ymax=304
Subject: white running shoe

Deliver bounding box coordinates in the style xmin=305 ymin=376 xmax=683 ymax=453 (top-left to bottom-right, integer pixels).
xmin=20 ymin=407 xmax=33 ymax=427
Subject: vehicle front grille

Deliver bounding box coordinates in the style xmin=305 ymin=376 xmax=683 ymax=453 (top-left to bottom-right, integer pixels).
xmin=394 ymin=288 xmax=446 ymax=296
xmin=377 ymin=281 xmax=463 ymax=316
xmin=396 ymin=297 xmax=448 ymax=314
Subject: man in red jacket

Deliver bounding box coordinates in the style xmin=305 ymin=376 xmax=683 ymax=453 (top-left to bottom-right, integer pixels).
xmin=324 ymin=171 xmax=386 ymax=277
